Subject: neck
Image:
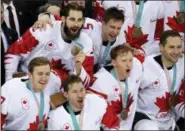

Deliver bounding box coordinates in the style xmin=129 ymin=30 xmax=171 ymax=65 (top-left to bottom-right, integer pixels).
xmin=29 ymin=80 xmax=41 ymax=93
xmin=161 ymin=55 xmax=174 ymax=69
xmin=70 ymin=103 xmax=82 ymax=112
xmin=102 ymin=27 xmax=108 ymax=42
xmin=114 ymin=68 xmax=126 ymax=81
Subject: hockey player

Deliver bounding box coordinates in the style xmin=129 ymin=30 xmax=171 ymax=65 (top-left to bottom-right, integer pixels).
xmin=1 ymin=57 xmax=52 ymax=130
xmin=5 ymin=3 xmax=94 ymax=88
xmin=133 ymin=30 xmax=184 ymax=130
xmin=47 ymin=75 xmax=107 ymax=130
xmin=34 ymin=7 xmax=125 ymax=70
xmin=89 ymin=44 xmax=143 ymax=130
xmin=95 ymin=0 xmax=165 ymax=56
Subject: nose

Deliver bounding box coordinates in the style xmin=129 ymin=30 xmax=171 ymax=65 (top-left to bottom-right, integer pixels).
xmin=78 ymin=92 xmax=83 ymax=98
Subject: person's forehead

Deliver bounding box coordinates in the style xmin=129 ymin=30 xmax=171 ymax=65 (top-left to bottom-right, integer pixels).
xmin=68 ymin=10 xmax=83 ymax=17
xmin=69 ymin=82 xmax=84 ymax=90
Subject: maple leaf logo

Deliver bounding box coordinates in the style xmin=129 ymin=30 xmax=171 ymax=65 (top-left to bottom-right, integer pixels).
xmin=126 ymin=93 xmax=134 ymax=112
xmin=155 ymin=92 xmax=171 ymax=113
xmin=27 ymin=114 xmax=47 ymax=130
xmin=110 ymin=93 xmax=134 ymax=114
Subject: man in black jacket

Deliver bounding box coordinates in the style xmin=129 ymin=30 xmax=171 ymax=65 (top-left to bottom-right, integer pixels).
xmin=1 ymin=3 xmax=18 ymax=85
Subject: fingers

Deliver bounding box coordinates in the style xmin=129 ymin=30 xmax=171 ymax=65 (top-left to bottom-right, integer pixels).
xmin=74 ymin=51 xmax=86 ymax=63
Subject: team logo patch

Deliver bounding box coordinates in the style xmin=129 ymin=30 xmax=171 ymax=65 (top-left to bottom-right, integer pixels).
xmin=21 ymin=98 xmax=29 ymax=110
xmin=113 ymin=85 xmax=120 ymax=96
xmin=45 ymin=41 xmax=54 ymax=51
xmin=63 ymin=123 xmax=71 ymax=130
xmin=153 ymin=79 xmax=160 ymax=88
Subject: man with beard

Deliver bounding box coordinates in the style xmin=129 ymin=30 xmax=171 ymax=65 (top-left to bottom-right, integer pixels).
xmin=34 ymin=7 xmax=126 ymax=72
xmin=88 ymin=45 xmax=143 ymax=130
xmin=5 ymin=3 xmax=94 ymax=88
xmin=48 ymin=75 xmax=107 ymax=130
xmin=133 ymin=30 xmax=184 ymax=130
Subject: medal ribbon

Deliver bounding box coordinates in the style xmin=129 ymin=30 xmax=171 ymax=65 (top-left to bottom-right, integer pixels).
xmin=99 ymin=42 xmax=111 ymax=68
xmin=180 ymin=0 xmax=184 ymax=12
xmin=135 ymin=0 xmax=145 ymax=27
xmin=111 ymin=68 xmax=129 ymax=109
xmin=66 ymin=102 xmax=80 ymax=130
xmin=26 ymin=80 xmax=44 ymax=122
xmin=162 ymin=62 xmax=177 ymax=95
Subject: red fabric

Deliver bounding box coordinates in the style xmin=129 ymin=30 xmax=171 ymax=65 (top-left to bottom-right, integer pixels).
xmin=135 ymin=53 xmax=145 ymax=63
xmin=92 ymin=2 xmax=105 ymax=22
xmin=28 ymin=114 xmax=47 ymax=130
xmin=101 ymin=104 xmax=120 ymax=129
xmin=125 ymin=25 xmax=148 ymax=49
xmin=177 ymin=80 xmax=185 ymax=103
xmin=51 ymin=59 xmax=69 ymax=86
xmin=6 ymin=30 xmax=39 ymax=55
xmin=154 ymin=18 xmax=164 ymax=40
xmin=86 ymin=88 xmax=108 ymax=99
xmin=1 ymin=113 xmax=7 ymax=130
xmin=82 ymin=56 xmax=94 ymax=87
xmin=167 ymin=11 xmax=185 ymax=33
xmin=54 ymin=15 xmax=62 ymax=21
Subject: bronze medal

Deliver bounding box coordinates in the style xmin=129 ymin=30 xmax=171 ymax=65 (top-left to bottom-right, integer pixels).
xmin=176 ymin=12 xmax=185 ymax=24
xmin=71 ymin=45 xmax=81 ymax=56
xmin=37 ymin=122 xmax=45 ymax=131
xmin=132 ymin=27 xmax=143 ymax=38
xmin=120 ymin=108 xmax=128 ymax=120
xmin=169 ymin=94 xmax=177 ymax=108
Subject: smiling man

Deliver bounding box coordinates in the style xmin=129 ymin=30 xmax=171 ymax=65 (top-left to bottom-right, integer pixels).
xmin=48 ymin=75 xmax=107 ymax=130
xmin=5 ymin=3 xmax=94 ymax=88
xmin=133 ymin=30 xmax=184 ymax=130
xmin=1 ymin=57 xmax=52 ymax=130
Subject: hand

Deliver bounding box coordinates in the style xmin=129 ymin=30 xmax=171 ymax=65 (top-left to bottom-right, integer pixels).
xmin=32 ymin=14 xmax=53 ymax=31
xmin=74 ymin=51 xmax=86 ymax=75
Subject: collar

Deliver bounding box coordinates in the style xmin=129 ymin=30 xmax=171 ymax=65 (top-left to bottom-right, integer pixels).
xmin=63 ymin=101 xmax=81 ymax=115
xmin=3 ymin=1 xmax=15 ymax=10
xmin=154 ymin=55 xmax=173 ymax=70
xmin=102 ymin=40 xmax=116 ymax=46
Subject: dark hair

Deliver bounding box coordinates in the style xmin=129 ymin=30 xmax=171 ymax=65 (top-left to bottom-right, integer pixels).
xmin=63 ymin=3 xmax=85 ymax=17
xmin=64 ymin=75 xmax=83 ymax=92
xmin=160 ymin=30 xmax=181 ymax=46
xmin=28 ymin=57 xmax=51 ymax=73
xmin=110 ymin=44 xmax=133 ymax=60
xmin=103 ymin=7 xmax=124 ymax=23
xmin=38 ymin=4 xmax=52 ymax=14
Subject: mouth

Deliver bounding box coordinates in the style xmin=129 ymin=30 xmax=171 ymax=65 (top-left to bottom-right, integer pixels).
xmin=39 ymin=81 xmax=47 ymax=85
xmin=126 ymin=69 xmax=131 ymax=74
xmin=71 ymin=27 xmax=79 ymax=33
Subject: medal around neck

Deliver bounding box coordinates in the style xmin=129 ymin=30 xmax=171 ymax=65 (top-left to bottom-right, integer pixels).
xmin=132 ymin=27 xmax=143 ymax=38
xmin=37 ymin=122 xmax=45 ymax=131
xmin=71 ymin=45 xmax=81 ymax=56
xmin=169 ymin=94 xmax=177 ymax=108
xmin=176 ymin=12 xmax=185 ymax=24
xmin=120 ymin=108 xmax=128 ymax=120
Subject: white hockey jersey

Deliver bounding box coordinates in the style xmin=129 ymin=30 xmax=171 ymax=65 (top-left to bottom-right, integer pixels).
xmin=1 ymin=78 xmax=50 ymax=130
xmin=163 ymin=1 xmax=184 ymax=46
xmin=137 ymin=55 xmax=184 ymax=130
xmin=5 ymin=21 xmax=94 ymax=88
xmin=175 ymin=80 xmax=184 ymax=118
xmin=47 ymin=93 xmax=107 ymax=130
xmin=100 ymin=1 xmax=165 ymax=55
xmin=89 ymin=57 xmax=143 ymax=130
